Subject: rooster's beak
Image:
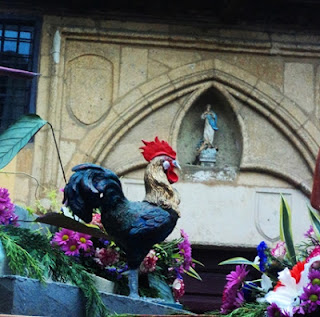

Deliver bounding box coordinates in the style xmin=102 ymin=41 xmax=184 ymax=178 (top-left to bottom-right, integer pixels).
xmin=172 ymin=160 xmax=181 ymax=169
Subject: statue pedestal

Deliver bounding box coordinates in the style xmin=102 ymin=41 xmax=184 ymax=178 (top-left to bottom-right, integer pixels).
xmin=199 ymin=148 xmax=218 ymax=167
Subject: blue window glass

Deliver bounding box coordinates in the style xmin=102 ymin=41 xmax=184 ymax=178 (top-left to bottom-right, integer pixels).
xmin=0 ymin=18 xmax=41 ymax=133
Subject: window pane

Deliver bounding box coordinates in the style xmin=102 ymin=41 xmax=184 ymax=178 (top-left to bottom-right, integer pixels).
xmin=18 ymin=41 xmax=31 ymax=55
xmin=3 ymin=40 xmax=17 ymax=52
xmin=20 ymin=31 xmax=31 ymax=39
xmin=0 ymin=20 xmax=38 ymax=132
xmin=4 ymin=27 xmax=18 ymax=38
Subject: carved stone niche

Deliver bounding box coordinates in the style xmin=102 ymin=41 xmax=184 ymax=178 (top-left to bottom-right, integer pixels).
xmin=177 ymin=86 xmax=242 ymax=181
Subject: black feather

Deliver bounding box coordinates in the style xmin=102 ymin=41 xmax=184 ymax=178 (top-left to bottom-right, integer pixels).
xmin=63 ymin=163 xmax=179 ymax=270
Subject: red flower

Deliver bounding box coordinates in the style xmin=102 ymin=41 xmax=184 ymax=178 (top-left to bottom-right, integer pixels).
xmin=172 ymin=278 xmax=185 ymax=301
xmin=274 ymin=260 xmax=306 ymax=290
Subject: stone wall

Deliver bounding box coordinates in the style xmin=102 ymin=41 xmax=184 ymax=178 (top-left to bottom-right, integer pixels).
xmin=8 ymin=15 xmax=320 ymax=247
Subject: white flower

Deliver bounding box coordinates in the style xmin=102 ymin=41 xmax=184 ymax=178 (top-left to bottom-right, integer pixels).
xmin=264 ymin=255 xmax=320 ymax=316
xmin=261 ymin=273 xmax=273 ymax=292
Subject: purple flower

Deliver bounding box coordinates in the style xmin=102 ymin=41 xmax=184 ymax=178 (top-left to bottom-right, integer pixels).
xmin=220 ymin=265 xmax=249 ymax=314
xmin=309 ymin=269 xmax=320 ymax=286
xmin=304 ymin=225 xmax=315 ymax=239
xmin=221 ymin=286 xmax=245 ymax=314
xmin=267 ymin=303 xmax=290 ymax=317
xmin=178 ymin=229 xmax=192 ymax=271
xmin=226 ymin=264 xmax=249 ymax=288
xmin=299 ymin=283 xmax=320 ymax=314
xmin=0 ymin=188 xmax=18 ymax=226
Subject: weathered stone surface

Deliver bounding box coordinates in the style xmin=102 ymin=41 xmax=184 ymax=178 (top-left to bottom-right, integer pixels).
xmin=66 ymin=55 xmax=113 ymax=125
xmin=5 ymin=15 xmax=319 ymax=249
xmin=0 ymin=276 xmax=190 ymax=316
xmin=284 ymin=62 xmax=314 ymax=113
xmin=119 ymin=47 xmax=148 ymax=96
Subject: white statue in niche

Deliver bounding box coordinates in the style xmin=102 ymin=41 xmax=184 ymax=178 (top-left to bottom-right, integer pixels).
xmin=197 ymin=104 xmax=219 ymax=166
xmin=201 ymin=104 xmax=218 ymax=148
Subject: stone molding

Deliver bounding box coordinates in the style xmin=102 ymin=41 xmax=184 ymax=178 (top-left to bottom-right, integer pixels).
xmin=40 ymin=25 xmax=320 ymax=194
xmin=76 ymin=59 xmax=318 ymax=179
xmin=60 ymin=25 xmax=320 ymax=58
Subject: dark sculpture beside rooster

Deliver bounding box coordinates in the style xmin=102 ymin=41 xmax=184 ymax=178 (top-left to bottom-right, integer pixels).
xmin=63 ymin=137 xmax=181 ymax=298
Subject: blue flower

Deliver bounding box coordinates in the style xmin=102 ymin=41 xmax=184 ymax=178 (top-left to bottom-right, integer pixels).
xmin=257 ymin=241 xmax=268 ymax=272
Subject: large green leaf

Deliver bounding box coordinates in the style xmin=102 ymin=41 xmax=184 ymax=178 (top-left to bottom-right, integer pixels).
xmin=219 ymin=256 xmax=260 ymax=271
xmin=35 ymin=212 xmax=110 ymax=240
xmin=148 ymin=274 xmax=175 ymax=303
xmin=0 ymin=114 xmax=47 ymax=169
xmin=280 ymin=195 xmax=296 ymax=264
xmin=308 ymin=203 xmax=320 ymax=242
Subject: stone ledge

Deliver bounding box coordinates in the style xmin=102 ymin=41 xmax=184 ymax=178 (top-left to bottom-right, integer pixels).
xmin=0 ymin=275 xmax=193 ymax=317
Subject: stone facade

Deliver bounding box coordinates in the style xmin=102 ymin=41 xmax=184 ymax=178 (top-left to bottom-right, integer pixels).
xmin=3 ymin=15 xmax=320 ymax=248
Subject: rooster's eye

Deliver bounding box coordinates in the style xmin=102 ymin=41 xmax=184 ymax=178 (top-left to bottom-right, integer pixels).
xmin=163 ymin=160 xmax=170 ymax=170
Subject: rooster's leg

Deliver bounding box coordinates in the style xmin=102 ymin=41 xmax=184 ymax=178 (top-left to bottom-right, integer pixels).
xmin=128 ymin=268 xmax=139 ymax=298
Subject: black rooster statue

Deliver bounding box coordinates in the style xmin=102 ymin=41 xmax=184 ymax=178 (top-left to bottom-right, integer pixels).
xmin=63 ymin=137 xmax=181 ymax=298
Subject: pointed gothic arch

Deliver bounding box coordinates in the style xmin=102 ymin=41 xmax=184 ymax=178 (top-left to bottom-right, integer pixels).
xmin=73 ymin=58 xmax=318 ymax=194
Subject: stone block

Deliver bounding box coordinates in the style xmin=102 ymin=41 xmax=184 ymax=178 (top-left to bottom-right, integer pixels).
xmin=119 ymin=47 xmax=148 ymax=96
xmin=0 ymin=276 xmax=190 ymax=316
xmin=284 ymin=62 xmax=314 ymax=113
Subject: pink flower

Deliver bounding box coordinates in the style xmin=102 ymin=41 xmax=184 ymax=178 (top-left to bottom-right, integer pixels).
xmin=51 ymin=228 xmax=75 ymax=246
xmin=307 ymin=246 xmax=320 ymax=267
xmin=90 ymin=213 xmax=104 ymax=231
xmin=172 ymin=278 xmax=185 ymax=301
xmin=271 ymin=241 xmax=287 ymax=260
xmin=94 ymin=247 xmax=120 ymax=267
xmin=61 ymin=237 xmax=80 ymax=256
xmin=74 ymin=232 xmax=93 ymax=250
xmin=140 ymin=249 xmax=158 ymax=273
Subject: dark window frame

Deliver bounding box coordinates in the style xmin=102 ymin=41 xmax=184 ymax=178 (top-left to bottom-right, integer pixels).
xmin=0 ymin=15 xmax=42 ymax=131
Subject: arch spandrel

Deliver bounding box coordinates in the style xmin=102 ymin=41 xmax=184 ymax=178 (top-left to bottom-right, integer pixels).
xmin=74 ymin=58 xmax=318 ymax=194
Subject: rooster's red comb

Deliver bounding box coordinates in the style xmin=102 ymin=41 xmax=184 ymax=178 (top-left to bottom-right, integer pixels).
xmin=140 ymin=137 xmax=176 ymax=162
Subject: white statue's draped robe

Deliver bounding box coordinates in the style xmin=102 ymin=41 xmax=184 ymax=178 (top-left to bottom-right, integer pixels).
xmin=201 ymin=112 xmax=218 ymax=147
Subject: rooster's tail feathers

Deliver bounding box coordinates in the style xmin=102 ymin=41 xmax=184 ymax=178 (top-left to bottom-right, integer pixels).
xmin=63 ymin=163 xmax=125 ymax=223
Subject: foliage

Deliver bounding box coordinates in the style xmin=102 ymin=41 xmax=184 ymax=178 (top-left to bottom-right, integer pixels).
xmin=26 ymin=188 xmax=63 ymax=215
xmin=0 ymin=114 xmax=47 ymax=170
xmin=217 ymin=197 xmax=320 ymax=317
xmin=0 ymin=225 xmax=109 ymax=317
xmin=50 ymin=211 xmax=202 ymax=302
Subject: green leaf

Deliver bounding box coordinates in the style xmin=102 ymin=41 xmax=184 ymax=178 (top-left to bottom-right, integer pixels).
xmin=35 ymin=212 xmax=110 ymax=239
xmin=192 ymin=258 xmax=205 ymax=266
xmin=148 ymin=274 xmax=175 ymax=303
xmin=0 ymin=114 xmax=47 ymax=169
xmin=219 ymin=257 xmax=260 ymax=271
xmin=280 ymin=195 xmax=296 ymax=264
xmin=308 ymin=203 xmax=320 ymax=242
xmin=184 ymin=266 xmax=202 ymax=280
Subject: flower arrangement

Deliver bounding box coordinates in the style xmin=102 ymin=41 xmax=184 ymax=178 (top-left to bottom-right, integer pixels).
xmin=218 ymin=195 xmax=320 ymax=317
xmin=0 ymin=187 xmax=19 ymax=226
xmin=50 ymin=211 xmax=201 ymax=302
